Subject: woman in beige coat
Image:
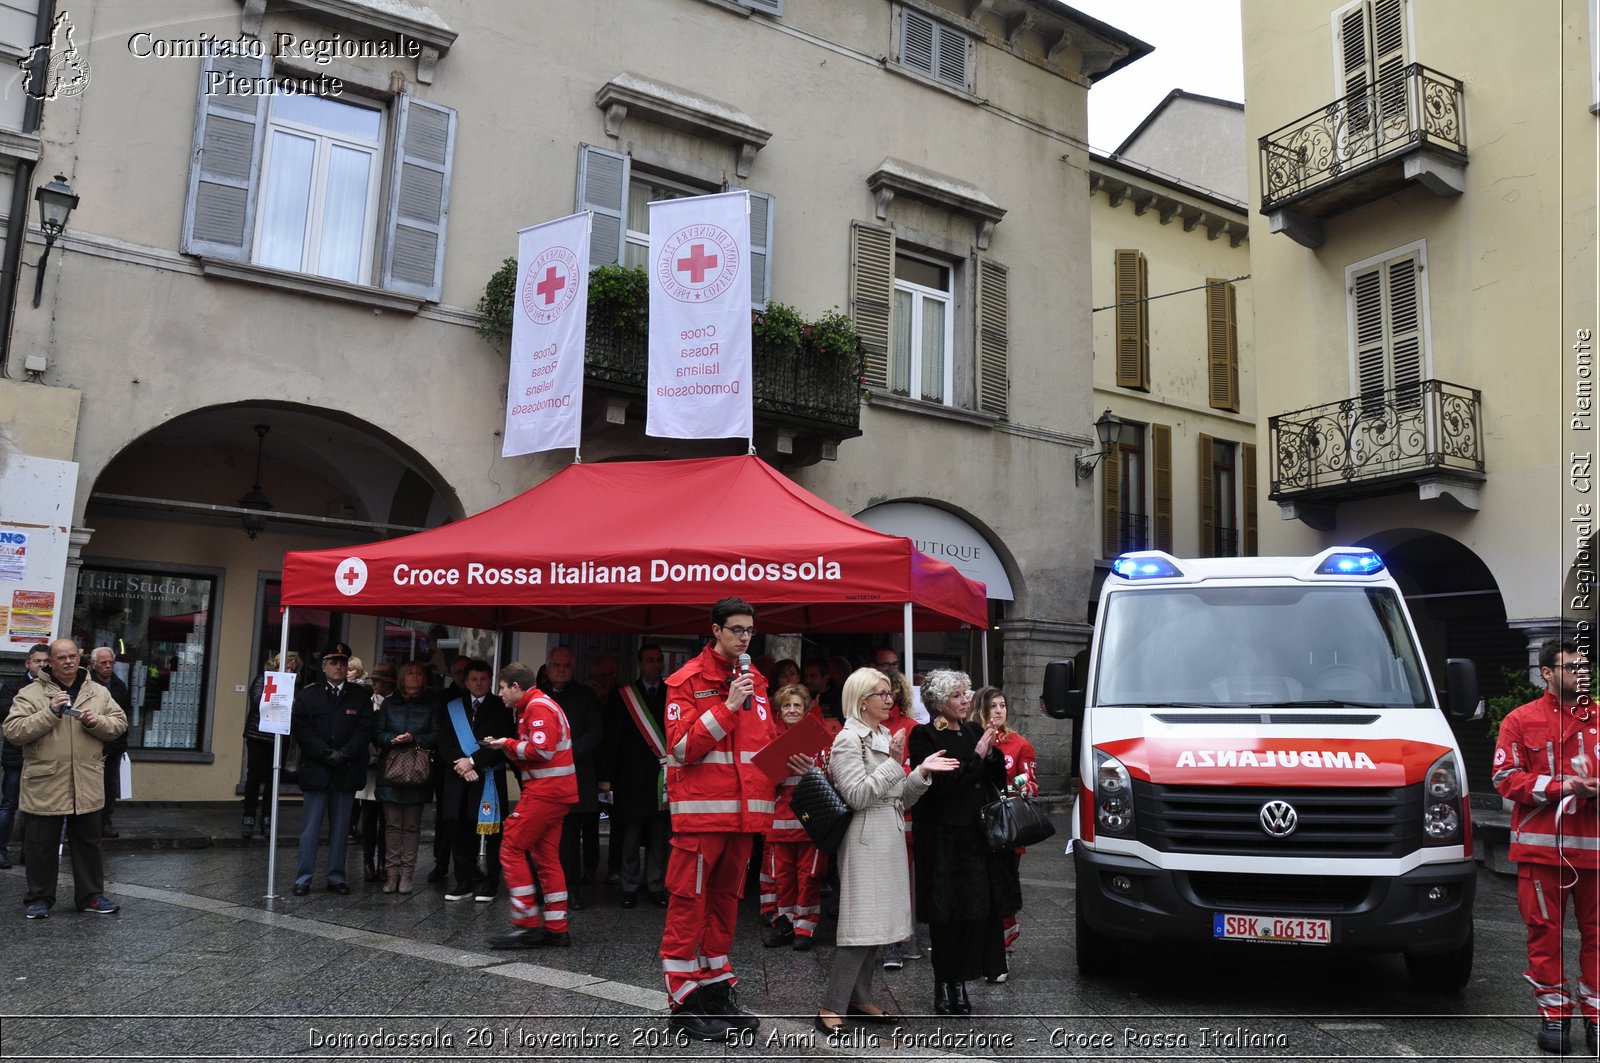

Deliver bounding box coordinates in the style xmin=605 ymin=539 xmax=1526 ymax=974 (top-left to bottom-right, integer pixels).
xmin=816 ymin=667 xmax=958 ymax=1034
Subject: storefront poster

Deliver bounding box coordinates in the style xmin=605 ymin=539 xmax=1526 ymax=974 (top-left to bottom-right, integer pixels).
xmin=258 ymin=669 xmax=294 ymax=736
xmin=8 ymin=589 xmax=56 ymax=645
xmin=0 ymin=531 xmax=26 ymax=581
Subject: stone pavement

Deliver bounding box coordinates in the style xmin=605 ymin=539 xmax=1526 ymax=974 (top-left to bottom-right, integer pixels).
xmin=0 ymin=802 xmax=1575 ymax=1062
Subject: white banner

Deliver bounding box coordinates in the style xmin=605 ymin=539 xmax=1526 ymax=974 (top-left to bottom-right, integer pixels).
xmin=646 ymin=191 xmax=753 ymax=440
xmin=258 ymin=670 xmax=296 ymax=736
xmin=503 ymin=212 xmax=591 ymax=457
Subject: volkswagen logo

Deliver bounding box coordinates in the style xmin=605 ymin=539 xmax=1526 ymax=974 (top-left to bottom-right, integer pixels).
xmin=1259 ymin=800 xmax=1298 ymax=837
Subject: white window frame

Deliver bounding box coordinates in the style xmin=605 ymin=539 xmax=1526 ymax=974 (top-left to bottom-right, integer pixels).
xmin=892 ymin=250 xmax=957 ymax=406
xmin=252 ymin=94 xmax=384 ymax=285
xmin=1343 ymin=238 xmax=1432 ymax=396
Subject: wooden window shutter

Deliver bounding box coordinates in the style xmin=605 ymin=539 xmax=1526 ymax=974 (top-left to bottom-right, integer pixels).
xmin=181 ymin=48 xmax=271 ymax=260
xmin=1197 ymin=432 xmax=1216 ymax=558
xmin=850 ymin=222 xmax=895 ymax=390
xmin=1206 ymin=279 xmax=1239 ymax=412
xmin=1152 ymin=423 xmax=1173 ymax=552
xmin=746 ymin=190 xmax=775 ymax=308
xmin=1335 ymin=0 xmax=1373 ymax=139
xmin=1241 ymin=441 xmax=1259 ymax=556
xmin=1372 ymin=0 xmax=1408 ymax=128
xmin=1101 ymin=445 xmax=1121 ymax=559
xmin=576 ymin=144 xmax=630 ymax=268
xmin=1352 ymin=262 xmax=1386 ymax=405
xmin=901 ymin=8 xmax=936 ymax=76
xmin=976 ymin=257 xmax=1009 ymax=417
xmin=1387 ymin=252 xmax=1422 ymax=407
xmin=1115 ymin=249 xmax=1149 ymax=390
xmin=381 ymin=96 xmax=457 ymax=301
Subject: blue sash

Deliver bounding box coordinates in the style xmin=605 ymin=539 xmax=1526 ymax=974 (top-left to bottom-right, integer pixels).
xmin=447 ymin=698 xmax=501 ymax=836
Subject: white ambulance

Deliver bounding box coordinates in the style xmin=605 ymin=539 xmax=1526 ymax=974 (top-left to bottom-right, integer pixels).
xmin=1043 ymin=547 xmax=1479 ymax=990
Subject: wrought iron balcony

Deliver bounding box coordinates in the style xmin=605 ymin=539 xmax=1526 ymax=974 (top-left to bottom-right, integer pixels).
xmin=1259 ymin=64 xmax=1466 ymax=248
xmin=1268 ymin=379 xmax=1484 ymax=515
xmin=1114 ymin=511 xmax=1148 ymax=555
xmin=583 ymin=301 xmax=863 ymax=453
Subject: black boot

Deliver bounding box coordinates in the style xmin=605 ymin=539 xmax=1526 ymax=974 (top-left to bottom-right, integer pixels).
xmin=952 ymin=982 xmax=972 ymax=1014
xmin=934 ymin=982 xmax=953 ymax=1015
xmin=1585 ymin=1018 xmax=1597 ymax=1056
xmin=668 ymin=988 xmax=735 ymax=1041
xmin=1538 ymin=1017 xmax=1570 ymax=1054
xmin=703 ymin=982 xmax=760 ymax=1031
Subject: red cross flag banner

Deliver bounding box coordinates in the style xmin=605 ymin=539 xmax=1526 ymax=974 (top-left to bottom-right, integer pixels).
xmin=646 ymin=191 xmax=753 ymax=441
xmin=503 ymin=212 xmax=591 ymax=457
xmin=258 ymin=670 xmax=295 ymax=736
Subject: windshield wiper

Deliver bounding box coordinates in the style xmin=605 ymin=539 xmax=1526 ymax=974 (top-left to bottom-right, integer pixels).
xmin=1101 ymin=701 xmax=1223 ymax=708
xmin=1256 ymin=699 xmax=1395 ymax=709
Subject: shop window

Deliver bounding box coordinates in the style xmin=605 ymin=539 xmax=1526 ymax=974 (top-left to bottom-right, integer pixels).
xmin=73 ymin=565 xmax=217 ymax=752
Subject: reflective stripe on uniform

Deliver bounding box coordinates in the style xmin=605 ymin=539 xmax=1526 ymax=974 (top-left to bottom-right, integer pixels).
xmin=780 ymin=775 xmax=801 ymax=786
xmin=1513 ymin=830 xmax=1600 ymax=850
xmin=670 ymin=799 xmax=741 ymax=814
xmin=526 ymin=763 xmax=576 ymax=779
xmin=1533 ymin=775 xmax=1552 ymax=803
xmin=672 ymin=736 xmax=689 ymax=762
xmin=746 ymin=799 xmax=776 ymax=814
xmin=699 ymin=710 xmax=727 ymax=742
xmin=772 ymin=818 xmax=802 ymax=830
xmin=699 ymin=751 xmax=735 ymax=764
xmin=740 ymin=751 xmax=758 ymax=764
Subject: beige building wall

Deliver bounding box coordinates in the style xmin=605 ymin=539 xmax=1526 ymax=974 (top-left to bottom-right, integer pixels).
xmin=1243 ymin=0 xmax=1592 ymax=643
xmin=2 ymin=0 xmax=1145 ymax=799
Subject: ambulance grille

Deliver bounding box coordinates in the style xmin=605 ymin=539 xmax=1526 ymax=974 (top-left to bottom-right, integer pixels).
xmin=1183 ymin=871 xmax=1371 ymax=912
xmin=1132 ymin=782 xmax=1420 ymax=857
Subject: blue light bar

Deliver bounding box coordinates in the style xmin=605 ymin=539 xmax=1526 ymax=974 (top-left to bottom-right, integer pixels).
xmin=1315 ymin=550 xmax=1386 ymax=576
xmin=1112 ymin=555 xmax=1183 ymax=580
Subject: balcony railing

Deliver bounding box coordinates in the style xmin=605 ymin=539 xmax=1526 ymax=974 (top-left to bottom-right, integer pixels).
xmin=1269 ymin=379 xmax=1483 ymax=501
xmin=1115 ymin=511 xmax=1149 ymax=554
xmin=584 ymin=303 xmax=863 ymax=439
xmin=1212 ymin=527 xmax=1240 ymax=558
xmin=1259 ymin=63 xmax=1466 ymax=215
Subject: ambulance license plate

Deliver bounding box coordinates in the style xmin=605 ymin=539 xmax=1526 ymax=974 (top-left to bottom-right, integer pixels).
xmin=1212 ymin=912 xmax=1331 ymax=944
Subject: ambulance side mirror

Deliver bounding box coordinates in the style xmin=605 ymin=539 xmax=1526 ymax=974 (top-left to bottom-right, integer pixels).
xmin=1444 ymin=658 xmax=1480 ymax=720
xmin=1041 ymin=659 xmax=1079 ymax=720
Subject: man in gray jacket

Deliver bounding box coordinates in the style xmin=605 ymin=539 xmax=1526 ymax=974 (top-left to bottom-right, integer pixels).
xmin=1 ymin=638 xmax=127 ymax=918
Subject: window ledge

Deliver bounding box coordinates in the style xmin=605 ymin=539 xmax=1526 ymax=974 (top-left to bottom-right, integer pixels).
xmin=241 ymin=0 xmax=456 ymax=82
xmin=884 ymin=61 xmax=983 ymax=107
xmin=0 ymin=128 xmax=42 ymax=163
xmin=596 ymin=73 xmax=772 ymax=178
xmin=866 ymin=389 xmax=1000 ymax=427
xmin=868 ymin=157 xmax=1006 ymax=249
xmin=130 ymin=750 xmax=216 ymax=765
xmin=198 ymin=257 xmax=425 ymax=313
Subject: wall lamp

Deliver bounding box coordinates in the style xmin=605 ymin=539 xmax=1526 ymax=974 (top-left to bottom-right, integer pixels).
xmin=239 ymin=424 xmax=273 ymax=540
xmin=31 ymin=173 xmax=79 ymax=308
xmin=1074 ymin=408 xmax=1123 ymax=481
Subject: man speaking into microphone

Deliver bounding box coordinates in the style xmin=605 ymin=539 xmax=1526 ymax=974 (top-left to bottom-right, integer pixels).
xmin=659 ymin=597 xmax=776 ymax=1040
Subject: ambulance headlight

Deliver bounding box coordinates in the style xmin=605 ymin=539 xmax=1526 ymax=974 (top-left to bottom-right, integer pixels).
xmin=1421 ymin=753 xmax=1463 ymax=844
xmin=1093 ymin=750 xmax=1135 ymax=837
xmin=1424 ymin=803 xmax=1460 ymax=840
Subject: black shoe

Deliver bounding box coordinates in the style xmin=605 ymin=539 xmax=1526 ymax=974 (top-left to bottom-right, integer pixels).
xmin=934 ymin=983 xmax=953 ymax=1015
xmin=620 ymin=892 xmax=637 ymax=909
xmin=101 ymin=823 xmax=119 ymax=839
xmin=570 ymin=897 xmax=587 ymax=911
xmin=292 ymin=882 xmax=310 ymax=896
xmin=814 ymin=1013 xmax=847 ymax=1036
xmin=651 ymin=891 xmax=669 ymax=908
xmin=763 ymin=915 xmax=794 ymax=948
xmin=364 ymin=865 xmax=383 ymax=883
xmin=488 ymin=925 xmax=547 ymax=950
xmin=847 ymin=1004 xmax=903 ymax=1026
xmin=952 ymin=982 xmax=972 ymax=1014
xmin=668 ymin=1007 xmax=734 ymax=1042
xmin=700 ymin=982 xmax=760 ymax=1031
xmin=241 ymin=815 xmax=255 ymax=839
xmin=1585 ymin=1018 xmax=1597 ymax=1056
xmin=0 ymin=852 xmax=10 ymax=870
xmin=326 ymin=882 xmax=350 ymax=895
xmin=540 ymin=931 xmax=571 ymax=947
xmin=426 ymin=866 xmax=448 ymax=884
xmin=792 ymin=934 xmax=813 ymax=952
xmin=1538 ymin=1018 xmax=1570 ymax=1054
xmin=445 ymin=885 xmax=476 ymax=902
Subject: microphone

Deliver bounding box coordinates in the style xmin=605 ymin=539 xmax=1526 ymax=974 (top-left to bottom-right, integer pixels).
xmin=737 ymin=653 xmax=752 ymax=709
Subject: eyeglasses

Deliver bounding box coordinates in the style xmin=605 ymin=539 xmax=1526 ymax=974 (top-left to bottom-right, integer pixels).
xmin=876 ymin=659 xmax=900 ymax=669
xmin=1553 ymin=662 xmax=1592 ymax=673
xmin=720 ymin=625 xmax=756 ymax=638
xmin=868 ymin=690 xmax=894 ymax=701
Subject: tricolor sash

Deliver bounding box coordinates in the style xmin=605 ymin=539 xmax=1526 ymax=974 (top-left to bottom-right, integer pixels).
xmin=620 ymin=682 xmax=669 ymax=810
xmin=447 ymin=698 xmax=502 ymax=836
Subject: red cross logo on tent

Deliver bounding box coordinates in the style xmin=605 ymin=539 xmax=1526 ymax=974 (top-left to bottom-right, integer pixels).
xmin=335 ymin=556 xmax=368 ymax=597
xmin=521 ymin=245 xmax=582 ymax=325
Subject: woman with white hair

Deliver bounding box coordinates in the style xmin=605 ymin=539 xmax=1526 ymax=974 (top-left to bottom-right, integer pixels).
xmin=815 ymin=667 xmax=958 ymax=1034
xmin=909 ymin=669 xmax=1018 ymax=1016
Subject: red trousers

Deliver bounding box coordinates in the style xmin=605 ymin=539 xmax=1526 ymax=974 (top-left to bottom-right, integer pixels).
xmin=660 ymin=831 xmax=752 ymax=1010
xmin=501 ymin=796 xmax=569 ymax=933
xmin=759 ymin=839 xmax=826 ymax=937
xmin=1518 ymin=862 xmax=1600 ymax=1019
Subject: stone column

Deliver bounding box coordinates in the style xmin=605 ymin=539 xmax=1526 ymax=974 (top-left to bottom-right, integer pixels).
xmin=57 ymin=525 xmax=93 ymax=642
xmin=1508 ymin=616 xmax=1564 ymax=685
xmin=1000 ymin=615 xmax=1092 ymax=792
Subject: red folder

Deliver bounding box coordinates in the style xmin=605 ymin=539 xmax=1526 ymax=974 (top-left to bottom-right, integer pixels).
xmin=753 ymin=712 xmax=833 ymax=785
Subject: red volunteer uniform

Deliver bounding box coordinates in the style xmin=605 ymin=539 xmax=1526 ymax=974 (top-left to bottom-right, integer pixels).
xmin=994 ymin=729 xmax=1039 ymax=951
xmin=1492 ymin=690 xmax=1600 ymax=1020
xmin=501 ymin=687 xmax=578 ymax=934
xmin=761 ymin=721 xmax=829 ymax=940
xmin=659 ymin=645 xmax=776 ymax=1009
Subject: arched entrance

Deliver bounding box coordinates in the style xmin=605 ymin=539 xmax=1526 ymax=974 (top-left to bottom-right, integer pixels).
xmin=70 ymin=402 xmax=462 ymax=802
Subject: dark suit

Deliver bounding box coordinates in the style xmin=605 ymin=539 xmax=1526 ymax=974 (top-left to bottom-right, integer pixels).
xmin=98 ymin=674 xmax=132 ymax=828
xmin=548 ymin=682 xmax=604 ymax=892
xmin=434 ymin=692 xmax=515 ymax=894
xmin=600 ymin=679 xmax=670 ymax=894
xmin=290 ymin=682 xmax=373 ymax=886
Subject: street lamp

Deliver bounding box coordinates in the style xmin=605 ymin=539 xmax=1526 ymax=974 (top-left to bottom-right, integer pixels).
xmin=31 ymin=173 xmax=79 ymax=308
xmin=239 ymin=424 xmax=273 ymax=540
xmin=1074 ymin=409 xmax=1123 ymax=481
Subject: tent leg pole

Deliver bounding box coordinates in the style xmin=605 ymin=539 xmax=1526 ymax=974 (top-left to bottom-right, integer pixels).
xmin=980 ymin=628 xmax=990 ymax=687
xmin=267 ymin=607 xmax=291 ymax=900
xmin=493 ymin=628 xmax=506 ymax=674
xmin=903 ymin=600 xmax=913 ymax=691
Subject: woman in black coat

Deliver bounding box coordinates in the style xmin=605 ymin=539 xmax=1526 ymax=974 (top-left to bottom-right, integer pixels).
xmin=908 ymin=669 xmax=1020 ymax=1016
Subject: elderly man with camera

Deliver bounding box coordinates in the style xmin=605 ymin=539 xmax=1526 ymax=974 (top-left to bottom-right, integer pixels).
xmin=2 ymin=638 xmax=127 ymax=919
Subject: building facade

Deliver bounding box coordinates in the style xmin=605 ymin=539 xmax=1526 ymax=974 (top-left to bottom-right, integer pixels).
xmin=1242 ymin=0 xmax=1596 ymax=756
xmin=0 ymin=0 xmax=1148 ymax=799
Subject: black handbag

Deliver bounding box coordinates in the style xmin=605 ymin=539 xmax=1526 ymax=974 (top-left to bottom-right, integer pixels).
xmin=792 ymin=766 xmax=853 ymax=852
xmin=982 ymin=791 xmax=1056 ymax=850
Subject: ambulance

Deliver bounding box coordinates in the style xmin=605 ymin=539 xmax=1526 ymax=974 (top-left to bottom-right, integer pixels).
xmin=1043 ymin=547 xmax=1480 ymax=990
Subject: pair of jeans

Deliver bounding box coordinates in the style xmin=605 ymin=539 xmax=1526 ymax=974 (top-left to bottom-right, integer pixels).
xmin=0 ymin=765 xmax=20 ymax=850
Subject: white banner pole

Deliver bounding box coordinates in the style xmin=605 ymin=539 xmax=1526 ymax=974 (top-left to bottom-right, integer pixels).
xmin=266 ymin=607 xmax=291 ymax=900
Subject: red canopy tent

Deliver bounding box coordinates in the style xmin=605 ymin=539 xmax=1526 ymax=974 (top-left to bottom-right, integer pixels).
xmin=280 ymin=455 xmax=988 ymax=634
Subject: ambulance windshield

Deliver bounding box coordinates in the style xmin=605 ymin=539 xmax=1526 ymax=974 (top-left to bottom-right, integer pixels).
xmin=1094 ymin=585 xmax=1431 ymax=708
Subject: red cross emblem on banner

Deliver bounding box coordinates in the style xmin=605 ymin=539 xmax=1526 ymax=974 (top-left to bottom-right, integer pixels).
xmin=521 ymin=245 xmax=582 ymax=325
xmin=675 ymin=244 xmax=719 ymax=284
xmin=261 ymin=675 xmax=278 ymax=700
xmin=535 ymin=265 xmax=567 ymax=305
xmin=656 ymin=223 xmax=740 ymax=304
